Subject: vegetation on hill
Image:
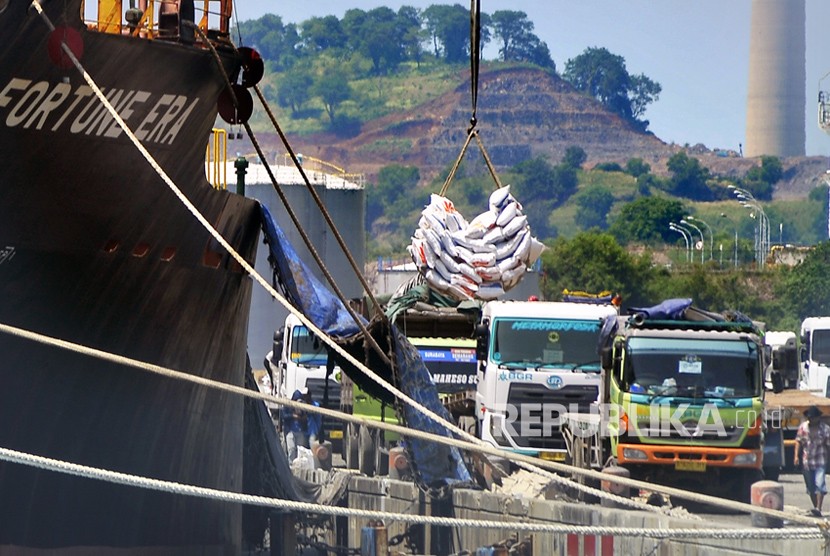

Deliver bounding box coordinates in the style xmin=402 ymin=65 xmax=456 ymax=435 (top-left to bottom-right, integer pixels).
xmin=238 ymin=6 xmax=658 ymax=136
xmin=236 ymin=6 xmax=830 ymax=330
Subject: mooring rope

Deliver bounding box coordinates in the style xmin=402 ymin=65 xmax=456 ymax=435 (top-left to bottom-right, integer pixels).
xmin=24 ymin=1 xmax=828 ymax=533
xmin=0 ymin=445 xmax=822 ymax=540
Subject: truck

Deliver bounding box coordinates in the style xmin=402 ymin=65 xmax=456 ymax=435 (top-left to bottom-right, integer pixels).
xmin=473 ymin=298 xmax=619 ymax=462
xmin=267 ymin=307 xmax=480 ymax=477
xmin=566 ymin=300 xmax=766 ymax=501
xmin=763 ymin=330 xmax=798 ymax=391
xmin=263 ymin=313 xmax=342 ymax=453
xmin=341 ymin=336 xmax=477 ymax=476
xmin=799 ymin=317 xmax=830 ymax=395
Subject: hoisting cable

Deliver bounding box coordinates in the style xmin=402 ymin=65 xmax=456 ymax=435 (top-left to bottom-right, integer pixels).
xmin=20 ymin=2 xmax=681 ymax=511
xmin=248 ymin=81 xmax=393 ymax=333
xmin=190 ymin=24 xmax=393 ymax=369
xmin=20 ymin=3 xmax=673 ymax=515
xmin=439 ymin=0 xmax=501 ymax=196
xmin=31 ymin=3 xmax=813 ymax=526
xmin=29 ymin=0 xmax=406 ymax=447
xmin=469 ymin=0 xmax=480 ymax=132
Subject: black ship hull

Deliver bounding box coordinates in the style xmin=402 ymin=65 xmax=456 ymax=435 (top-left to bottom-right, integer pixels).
xmin=0 ymin=1 xmax=261 ymax=552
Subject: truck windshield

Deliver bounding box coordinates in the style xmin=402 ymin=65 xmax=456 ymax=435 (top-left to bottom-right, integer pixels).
xmin=492 ymin=318 xmax=602 ymax=370
xmin=625 ymin=337 xmax=760 ymax=398
xmin=811 ymin=329 xmax=830 ymax=366
xmin=290 ymin=326 xmax=328 ymax=365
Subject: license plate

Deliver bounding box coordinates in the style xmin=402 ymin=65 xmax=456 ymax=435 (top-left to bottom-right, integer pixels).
xmin=328 ymin=430 xmax=343 ymax=439
xmin=675 ymin=460 xmax=706 ymax=472
xmin=540 ymin=452 xmax=567 ymax=462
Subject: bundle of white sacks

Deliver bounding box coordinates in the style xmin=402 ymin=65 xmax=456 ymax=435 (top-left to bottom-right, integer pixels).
xmin=408 ymin=185 xmax=546 ymax=301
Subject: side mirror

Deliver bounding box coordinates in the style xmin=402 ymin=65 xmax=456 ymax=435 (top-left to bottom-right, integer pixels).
xmin=770 ymin=371 xmax=784 ymax=394
xmin=475 ymin=320 xmax=490 ymax=363
xmin=600 ymin=346 xmax=613 ymax=369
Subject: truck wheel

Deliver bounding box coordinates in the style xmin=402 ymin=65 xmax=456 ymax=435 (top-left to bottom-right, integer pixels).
xmin=375 ymin=429 xmax=389 ymax=477
xmin=344 ymin=423 xmax=358 ymax=469
xmin=358 ymin=424 xmax=376 ymax=476
xmin=345 ymin=422 xmax=359 ymax=470
xmin=458 ymin=416 xmax=478 ymax=437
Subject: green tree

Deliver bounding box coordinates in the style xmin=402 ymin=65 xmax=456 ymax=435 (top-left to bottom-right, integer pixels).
xmin=397 ymin=6 xmax=426 ymax=66
xmin=540 ymin=232 xmax=656 ymax=306
xmin=666 ymin=152 xmax=713 ymax=201
xmin=341 ymin=7 xmax=405 ymax=75
xmin=311 ymin=72 xmax=352 ymax=122
xmin=563 ymin=146 xmax=587 ymax=169
xmin=276 ymin=67 xmax=313 ymax=114
xmin=778 ymin=241 xmax=830 ymax=320
xmin=740 ymin=155 xmax=783 ymax=201
xmin=237 ymin=15 xmax=301 ymax=70
xmin=626 ymin=158 xmax=651 ymax=178
xmin=563 ymin=47 xmax=660 ymax=129
xmin=628 ymin=73 xmax=661 ymax=126
xmin=609 ymin=196 xmax=687 ymax=245
xmin=563 ymin=47 xmax=630 ymax=117
xmin=422 ymin=4 xmax=469 ymax=63
xmin=300 ymin=15 xmax=347 ymax=53
xmin=575 ymin=186 xmax=614 ymax=230
xmin=490 ymin=10 xmax=532 ymax=61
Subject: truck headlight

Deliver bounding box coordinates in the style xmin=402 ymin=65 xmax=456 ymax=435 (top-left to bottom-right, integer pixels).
xmin=733 ymin=452 xmax=758 ymax=465
xmin=622 ymin=448 xmax=648 ymax=461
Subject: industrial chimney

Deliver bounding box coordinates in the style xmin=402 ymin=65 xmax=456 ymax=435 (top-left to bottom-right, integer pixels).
xmin=745 ymin=0 xmax=806 ymax=157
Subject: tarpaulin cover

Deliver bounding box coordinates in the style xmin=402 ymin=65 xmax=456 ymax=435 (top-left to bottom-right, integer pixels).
xmin=627 ymin=298 xmax=693 ymax=321
xmin=259 ymin=205 xmax=471 ymax=486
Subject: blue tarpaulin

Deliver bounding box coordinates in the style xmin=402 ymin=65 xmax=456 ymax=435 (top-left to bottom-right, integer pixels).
xmin=259 ymin=205 xmax=472 ymax=486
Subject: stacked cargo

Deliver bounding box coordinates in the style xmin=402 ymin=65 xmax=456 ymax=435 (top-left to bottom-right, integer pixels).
xmin=408 ymin=186 xmax=545 ymax=301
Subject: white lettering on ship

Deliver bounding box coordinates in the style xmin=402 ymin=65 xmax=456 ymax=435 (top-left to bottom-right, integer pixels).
xmin=0 ymin=78 xmax=199 ymax=144
xmin=0 ymin=246 xmax=15 ymax=265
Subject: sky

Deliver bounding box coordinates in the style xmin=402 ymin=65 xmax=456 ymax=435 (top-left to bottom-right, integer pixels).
xmin=233 ymin=1 xmax=830 ymax=157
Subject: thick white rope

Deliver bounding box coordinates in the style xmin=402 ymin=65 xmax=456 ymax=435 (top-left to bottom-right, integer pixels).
xmin=27 ymin=0 xmax=643 ymax=512
xmin=0 ymin=445 xmax=821 ymax=540
xmin=25 ymin=1 xmax=825 ymax=530
xmin=3 ymin=319 xmax=826 ymax=531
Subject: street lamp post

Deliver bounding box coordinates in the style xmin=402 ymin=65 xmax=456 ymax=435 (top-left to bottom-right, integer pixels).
xmin=680 ymin=218 xmax=705 ymax=264
xmin=669 ymin=224 xmax=690 ymax=263
xmin=720 ymin=212 xmax=738 ymax=268
xmin=674 ymin=222 xmax=695 ymax=262
xmin=686 ymin=215 xmax=713 ymax=261
xmin=728 ymin=185 xmax=769 ymax=268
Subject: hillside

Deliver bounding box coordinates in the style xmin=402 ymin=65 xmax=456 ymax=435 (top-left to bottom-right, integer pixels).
xmin=241 ymin=65 xmax=827 ymax=198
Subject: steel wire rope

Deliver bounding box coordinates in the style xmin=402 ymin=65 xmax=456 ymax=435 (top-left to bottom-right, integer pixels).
xmin=18 ymin=5 xmax=754 ymax=522
xmin=0 ymin=445 xmax=823 ymax=541
xmin=26 ymin=2 xmax=823 ymax=527
xmin=439 ymin=0 xmax=501 ymax=197
xmin=30 ymin=0 xmax=488 ymax=504
xmin=26 ymin=0 xmax=430 ymax=461
xmin=189 ymin=23 xmax=393 ymax=370
xmin=24 ymin=1 xmax=767 ymax=518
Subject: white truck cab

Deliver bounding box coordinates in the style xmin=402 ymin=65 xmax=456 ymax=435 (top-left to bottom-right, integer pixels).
xmin=263 ymin=313 xmax=342 ymax=447
xmin=800 ymin=317 xmax=830 ymax=395
xmin=475 ymin=299 xmax=618 ymax=461
xmin=264 ymin=313 xmax=339 ymax=400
